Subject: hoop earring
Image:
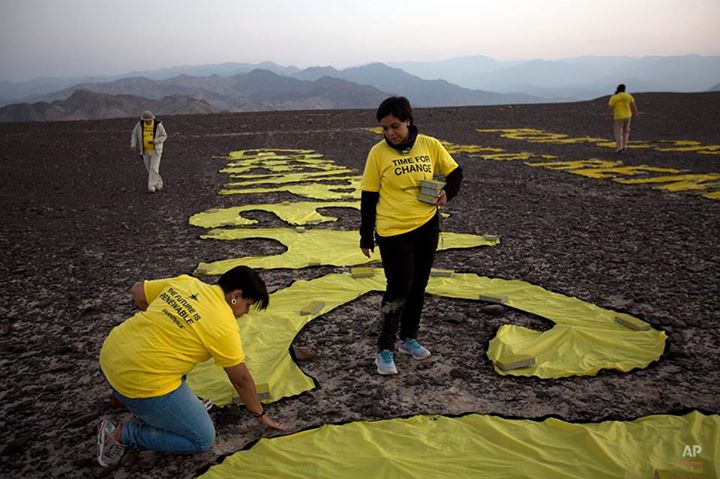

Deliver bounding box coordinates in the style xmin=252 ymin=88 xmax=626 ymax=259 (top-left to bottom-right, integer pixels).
xmin=231 ymin=298 xmax=237 ymax=305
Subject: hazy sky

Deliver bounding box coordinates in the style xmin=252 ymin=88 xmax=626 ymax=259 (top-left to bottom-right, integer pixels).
xmin=1 ymin=0 xmax=719 ymax=81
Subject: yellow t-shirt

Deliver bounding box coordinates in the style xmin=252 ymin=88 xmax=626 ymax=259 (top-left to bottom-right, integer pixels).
xmin=99 ymin=274 xmax=245 ymax=398
xmin=608 ymin=92 xmax=635 ymax=120
xmin=361 ymin=134 xmax=459 ymax=237
xmin=143 ymin=121 xmax=155 ymax=151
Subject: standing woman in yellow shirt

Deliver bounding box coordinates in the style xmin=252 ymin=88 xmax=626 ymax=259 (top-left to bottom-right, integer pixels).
xmin=360 ymin=96 xmax=463 ymax=375
xmin=607 ymin=84 xmax=640 ymax=153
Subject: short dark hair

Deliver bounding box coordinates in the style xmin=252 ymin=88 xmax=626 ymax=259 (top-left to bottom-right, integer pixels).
xmin=376 ymin=96 xmax=414 ymax=125
xmin=615 ymin=84 xmax=626 ymax=94
xmin=218 ymin=266 xmax=269 ymax=310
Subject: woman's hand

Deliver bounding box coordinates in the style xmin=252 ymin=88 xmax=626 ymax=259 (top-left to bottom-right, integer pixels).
xmin=130 ymin=282 xmax=149 ymax=310
xmin=361 ymin=247 xmax=373 ymax=258
xmin=437 ymin=190 xmax=448 ymax=207
xmin=258 ymin=414 xmax=287 ymax=431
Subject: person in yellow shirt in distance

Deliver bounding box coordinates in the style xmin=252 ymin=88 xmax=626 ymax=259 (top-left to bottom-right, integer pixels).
xmin=607 ymin=84 xmax=640 ymax=153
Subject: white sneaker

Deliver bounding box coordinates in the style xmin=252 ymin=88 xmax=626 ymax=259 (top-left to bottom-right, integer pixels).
xmin=376 ymin=350 xmax=398 ymax=375
xmin=97 ymin=418 xmax=125 ymax=467
xmin=148 ymin=186 xmax=156 ymax=193
xmin=398 ymin=338 xmax=431 ymax=360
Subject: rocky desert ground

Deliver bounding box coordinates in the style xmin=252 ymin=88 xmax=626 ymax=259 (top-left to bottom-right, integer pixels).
xmin=1 ymin=92 xmax=718 ymax=477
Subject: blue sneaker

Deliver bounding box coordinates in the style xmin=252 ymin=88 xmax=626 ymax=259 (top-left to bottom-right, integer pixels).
xmin=398 ymin=338 xmax=431 ymax=360
xmin=375 ymin=350 xmax=398 ymax=375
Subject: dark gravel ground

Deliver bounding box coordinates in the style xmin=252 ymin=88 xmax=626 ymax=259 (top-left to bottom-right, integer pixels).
xmin=1 ymin=92 xmax=718 ymax=478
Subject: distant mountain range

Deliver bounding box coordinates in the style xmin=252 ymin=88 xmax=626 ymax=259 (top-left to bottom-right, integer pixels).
xmin=0 ymin=64 xmax=540 ymax=122
xmin=291 ymin=63 xmax=538 ymax=106
xmin=1 ymin=55 xmax=718 ymax=122
xmin=0 ymin=89 xmax=214 ymax=122
xmin=389 ymin=54 xmax=720 ymax=99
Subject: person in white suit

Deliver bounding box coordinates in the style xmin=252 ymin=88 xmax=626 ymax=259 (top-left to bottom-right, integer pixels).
xmin=131 ymin=110 xmax=168 ymax=192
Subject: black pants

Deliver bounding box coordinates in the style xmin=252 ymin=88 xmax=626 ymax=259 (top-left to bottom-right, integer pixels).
xmin=376 ymin=213 xmax=439 ymax=351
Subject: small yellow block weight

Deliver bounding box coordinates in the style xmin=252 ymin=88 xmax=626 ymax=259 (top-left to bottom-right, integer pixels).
xmin=430 ymin=268 xmax=454 ymax=277
xmin=420 ymin=179 xmax=445 ymax=191
xmin=351 ymin=267 xmax=375 ymax=278
xmin=300 ymin=301 xmax=325 ymax=315
xmin=497 ymin=355 xmax=536 ymax=371
xmin=614 ymin=314 xmax=651 ymax=331
xmin=417 ymin=192 xmax=439 ymax=204
xmin=479 ymin=295 xmax=508 ymax=304
xmin=255 ymin=383 xmax=271 ymax=400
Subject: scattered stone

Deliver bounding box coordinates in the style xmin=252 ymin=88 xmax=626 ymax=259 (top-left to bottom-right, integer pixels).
xmin=606 ymin=294 xmax=632 ymax=309
xmin=480 ymin=304 xmax=505 ymax=316
xmin=296 ymin=409 xmax=313 ymax=421
xmin=66 ymin=412 xmax=97 ymax=428
xmin=1 ymin=435 xmax=31 ymax=456
xmin=292 ymin=345 xmax=316 ymax=361
xmin=444 ymin=312 xmax=466 ymax=324
xmin=450 ymin=368 xmax=471 ymax=380
xmin=685 ymin=263 xmax=707 ymax=273
xmin=415 ymin=361 xmax=433 ymax=370
xmin=615 ymin=314 xmax=651 ymax=331
xmin=405 ymin=374 xmax=423 ymax=386
xmin=672 ymin=319 xmax=687 ymax=328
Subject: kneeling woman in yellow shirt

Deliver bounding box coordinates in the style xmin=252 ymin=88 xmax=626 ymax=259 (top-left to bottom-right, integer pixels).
xmin=360 ymin=96 xmax=463 ymax=375
xmin=96 ymin=266 xmax=285 ymax=467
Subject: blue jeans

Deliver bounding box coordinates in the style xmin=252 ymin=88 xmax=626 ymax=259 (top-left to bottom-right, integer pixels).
xmin=113 ymin=380 xmax=215 ymax=454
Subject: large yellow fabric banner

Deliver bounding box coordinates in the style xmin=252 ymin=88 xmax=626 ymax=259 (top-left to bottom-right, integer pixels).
xmin=186 ymin=272 xmax=665 ymax=405
xmin=199 ymin=411 xmax=717 ymax=479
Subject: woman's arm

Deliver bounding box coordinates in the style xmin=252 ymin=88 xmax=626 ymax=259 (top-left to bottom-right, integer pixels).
xmin=442 ymin=166 xmax=463 ymax=202
xmin=360 ymin=190 xmax=379 ymax=257
xmin=154 ymin=122 xmax=168 ymax=144
xmin=224 ymin=363 xmax=286 ymax=430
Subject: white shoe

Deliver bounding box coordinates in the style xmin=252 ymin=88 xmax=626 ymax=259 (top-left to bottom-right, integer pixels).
xmin=97 ymin=418 xmax=125 ymax=467
xmin=398 ymin=338 xmax=431 ymax=360
xmin=148 ymin=186 xmax=156 ymax=193
xmin=376 ymin=350 xmax=398 ymax=375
